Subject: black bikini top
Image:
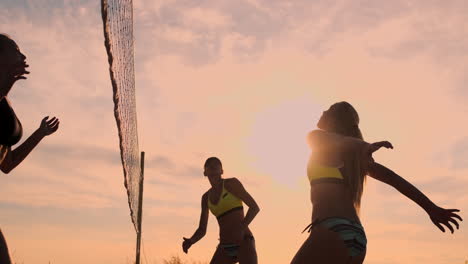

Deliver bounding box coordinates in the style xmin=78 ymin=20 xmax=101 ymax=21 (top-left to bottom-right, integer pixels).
xmin=0 ymin=98 xmax=23 ymax=146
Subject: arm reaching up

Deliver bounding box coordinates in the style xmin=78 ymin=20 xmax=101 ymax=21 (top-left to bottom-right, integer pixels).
xmin=1 ymin=116 xmax=59 ymax=173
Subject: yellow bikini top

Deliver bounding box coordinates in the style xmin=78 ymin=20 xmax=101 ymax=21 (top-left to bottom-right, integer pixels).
xmin=207 ymin=179 xmax=243 ymax=219
xmin=307 ymin=161 xmax=345 ymax=184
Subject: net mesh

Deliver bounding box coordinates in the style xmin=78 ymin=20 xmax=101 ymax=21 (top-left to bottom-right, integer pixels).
xmin=101 ymin=0 xmax=141 ymax=233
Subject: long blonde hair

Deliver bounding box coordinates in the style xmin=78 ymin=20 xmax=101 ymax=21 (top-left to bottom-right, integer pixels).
xmin=326 ymin=101 xmax=366 ymax=213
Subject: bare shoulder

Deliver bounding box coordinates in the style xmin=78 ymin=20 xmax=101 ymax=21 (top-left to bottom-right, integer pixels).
xmin=308 ymin=129 xmax=325 ymax=138
xmin=307 ymin=129 xmax=328 ymax=144
xmin=202 ymin=191 xmax=209 ymax=201
xmin=224 ymin=178 xmax=245 ymax=193
xmin=225 ymin=177 xmax=242 ymax=186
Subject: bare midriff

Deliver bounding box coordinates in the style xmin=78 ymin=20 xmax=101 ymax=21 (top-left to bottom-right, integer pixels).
xmin=310 ymin=183 xmax=360 ymax=225
xmin=217 ymin=208 xmax=253 ymax=244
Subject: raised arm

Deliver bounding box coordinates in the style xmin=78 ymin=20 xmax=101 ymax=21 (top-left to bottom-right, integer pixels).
xmin=307 ymin=130 xmax=393 ymax=160
xmin=367 ymin=162 xmax=463 ymax=233
xmin=307 ymin=129 xmax=366 ymax=153
xmin=1 ymin=116 xmax=59 ymax=174
xmin=226 ymin=178 xmax=260 ymax=229
xmin=182 ymin=192 xmax=209 ymax=254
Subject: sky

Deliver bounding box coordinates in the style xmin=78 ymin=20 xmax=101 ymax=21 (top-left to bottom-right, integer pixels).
xmin=1 ymin=0 xmax=467 ymax=263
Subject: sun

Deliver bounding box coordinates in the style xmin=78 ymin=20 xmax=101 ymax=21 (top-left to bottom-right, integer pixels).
xmin=245 ymin=97 xmax=324 ymax=187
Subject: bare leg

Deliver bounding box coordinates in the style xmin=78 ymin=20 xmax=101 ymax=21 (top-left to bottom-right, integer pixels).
xmin=347 ymin=254 xmax=366 ymax=264
xmin=238 ymin=237 xmax=257 ymax=264
xmin=291 ymin=225 xmax=365 ymax=264
xmin=210 ymin=245 xmax=237 ymax=264
xmin=0 ymin=229 xmax=12 ymax=264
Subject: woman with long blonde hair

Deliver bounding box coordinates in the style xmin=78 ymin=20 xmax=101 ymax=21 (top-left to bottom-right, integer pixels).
xmin=291 ymin=101 xmax=462 ymax=264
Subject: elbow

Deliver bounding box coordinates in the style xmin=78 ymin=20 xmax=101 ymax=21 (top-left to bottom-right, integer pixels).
xmin=0 ymin=165 xmax=12 ymax=174
xmin=252 ymin=205 xmax=260 ymax=215
xmin=0 ymin=157 xmax=14 ymax=174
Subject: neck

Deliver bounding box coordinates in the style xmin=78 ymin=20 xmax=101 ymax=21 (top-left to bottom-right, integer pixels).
xmin=209 ymin=176 xmax=222 ymax=188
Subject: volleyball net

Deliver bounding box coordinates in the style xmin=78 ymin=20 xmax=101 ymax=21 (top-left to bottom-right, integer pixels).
xmin=101 ymin=0 xmax=144 ymax=236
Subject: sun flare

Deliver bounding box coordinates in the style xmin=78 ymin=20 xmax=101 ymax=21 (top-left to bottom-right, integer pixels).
xmin=246 ymin=97 xmax=324 ymax=187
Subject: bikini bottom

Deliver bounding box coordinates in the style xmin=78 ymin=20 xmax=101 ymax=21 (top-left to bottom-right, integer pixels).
xmin=302 ymin=217 xmax=367 ymax=257
xmin=218 ymin=234 xmax=255 ymax=259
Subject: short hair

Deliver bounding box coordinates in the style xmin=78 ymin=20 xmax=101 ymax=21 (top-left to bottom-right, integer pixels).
xmin=204 ymin=157 xmax=222 ymax=168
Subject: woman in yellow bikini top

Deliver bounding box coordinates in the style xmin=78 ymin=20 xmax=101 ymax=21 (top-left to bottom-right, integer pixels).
xmin=207 ymin=179 xmax=243 ymax=219
xmin=291 ymin=101 xmax=462 ymax=264
xmin=307 ymin=162 xmax=345 ymax=185
xmin=182 ymin=157 xmax=260 ymax=264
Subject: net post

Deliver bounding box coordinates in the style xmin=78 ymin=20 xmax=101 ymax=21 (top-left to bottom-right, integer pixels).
xmin=135 ymin=151 xmax=145 ymax=264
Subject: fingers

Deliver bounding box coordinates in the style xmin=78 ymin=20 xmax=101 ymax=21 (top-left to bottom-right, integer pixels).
xmin=369 ymin=141 xmax=393 ymax=154
xmin=380 ymin=141 xmax=393 ymax=149
xmin=182 ymin=237 xmax=190 ymax=253
xmin=46 ymin=117 xmax=58 ymax=125
xmin=441 ymin=221 xmax=455 ymax=234
xmin=386 ymin=141 xmax=393 ymax=149
xmin=40 ymin=116 xmax=60 ymax=134
xmin=433 ymin=221 xmax=445 ymax=233
xmin=46 ymin=117 xmax=60 ymax=133
xmin=50 ymin=121 xmax=60 ymax=132
xmin=447 ymin=218 xmax=459 ymax=230
xmin=448 ymin=212 xmax=463 ymax=222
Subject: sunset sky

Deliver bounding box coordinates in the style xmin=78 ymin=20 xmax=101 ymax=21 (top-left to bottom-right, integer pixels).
xmin=1 ymin=0 xmax=467 ymax=263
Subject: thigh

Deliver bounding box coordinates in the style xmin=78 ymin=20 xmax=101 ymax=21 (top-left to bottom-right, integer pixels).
xmin=238 ymin=236 xmax=257 ymax=264
xmin=290 ymin=226 xmax=349 ymax=264
xmin=348 ymin=253 xmax=366 ymax=264
xmin=0 ymin=229 xmax=12 ymax=264
xmin=210 ymin=245 xmax=237 ymax=264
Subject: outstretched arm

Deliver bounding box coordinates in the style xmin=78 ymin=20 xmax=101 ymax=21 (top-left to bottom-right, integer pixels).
xmin=1 ymin=116 xmax=59 ymax=174
xmin=308 ymin=130 xmax=366 ymax=153
xmin=182 ymin=192 xmax=209 ymax=254
xmin=307 ymin=130 xmax=392 ymax=156
xmin=368 ymin=162 xmax=463 ymax=233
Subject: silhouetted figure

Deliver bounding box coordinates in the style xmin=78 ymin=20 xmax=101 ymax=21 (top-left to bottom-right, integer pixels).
xmin=0 ymin=34 xmax=60 ymax=264
xmin=182 ymin=157 xmax=260 ymax=264
xmin=291 ymin=102 xmax=462 ymax=264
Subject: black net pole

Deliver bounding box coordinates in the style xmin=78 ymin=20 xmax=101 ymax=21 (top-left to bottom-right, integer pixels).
xmin=135 ymin=151 xmax=145 ymax=264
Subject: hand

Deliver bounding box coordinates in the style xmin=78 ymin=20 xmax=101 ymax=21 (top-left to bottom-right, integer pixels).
xmin=182 ymin=237 xmax=193 ymax=253
xmin=427 ymin=205 xmax=462 ymax=233
xmin=0 ymin=62 xmax=29 ymax=97
xmin=368 ymin=141 xmax=393 ymax=155
xmin=38 ymin=116 xmax=60 ymax=136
